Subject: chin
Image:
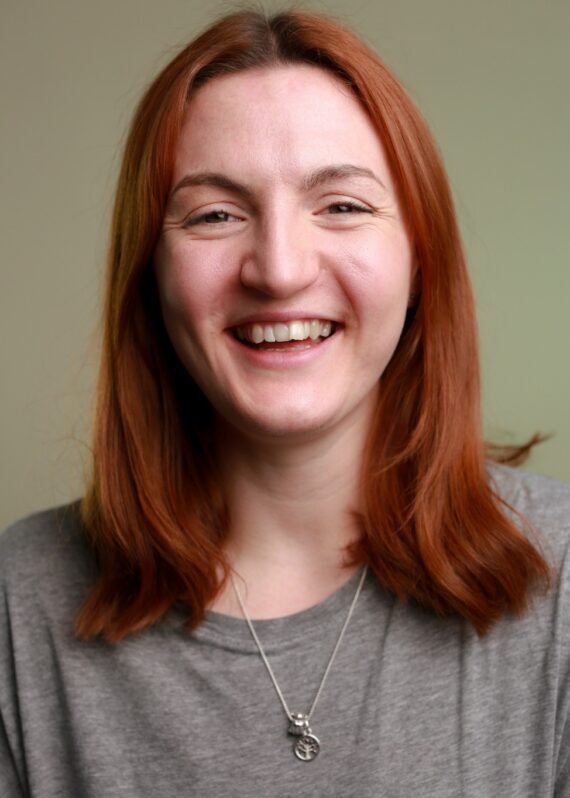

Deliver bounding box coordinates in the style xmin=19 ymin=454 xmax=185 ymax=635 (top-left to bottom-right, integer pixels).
xmin=217 ymin=393 xmax=371 ymax=444
xmin=211 ymin=392 xmax=323 ymax=437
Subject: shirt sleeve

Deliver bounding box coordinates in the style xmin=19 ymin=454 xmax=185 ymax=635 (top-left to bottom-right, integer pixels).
xmin=0 ymin=551 xmax=28 ymax=797
xmin=0 ymin=710 xmax=26 ymax=797
xmin=555 ymin=533 xmax=570 ymax=797
xmin=555 ymin=699 xmax=570 ymax=794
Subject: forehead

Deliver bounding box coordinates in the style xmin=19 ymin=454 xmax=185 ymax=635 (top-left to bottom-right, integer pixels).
xmin=174 ymin=65 xmax=394 ymax=190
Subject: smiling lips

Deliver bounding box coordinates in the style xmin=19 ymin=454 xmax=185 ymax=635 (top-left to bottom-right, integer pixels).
xmin=234 ymin=319 xmax=336 ymax=347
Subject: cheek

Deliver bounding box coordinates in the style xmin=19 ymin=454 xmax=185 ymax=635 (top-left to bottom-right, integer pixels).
xmin=337 ymin=233 xmax=413 ymax=319
xmin=154 ymin=239 xmax=236 ymax=326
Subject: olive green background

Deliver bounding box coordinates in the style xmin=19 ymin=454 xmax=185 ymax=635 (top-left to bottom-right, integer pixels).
xmin=1 ymin=0 xmax=568 ymax=528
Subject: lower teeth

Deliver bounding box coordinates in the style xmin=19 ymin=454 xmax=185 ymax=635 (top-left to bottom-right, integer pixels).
xmin=249 ymin=338 xmax=324 ymax=349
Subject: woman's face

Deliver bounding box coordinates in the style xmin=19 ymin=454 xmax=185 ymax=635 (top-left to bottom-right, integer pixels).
xmin=154 ymin=65 xmax=414 ymax=442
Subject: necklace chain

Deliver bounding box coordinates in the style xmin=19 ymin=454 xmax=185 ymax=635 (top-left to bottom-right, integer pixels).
xmin=231 ymin=564 xmax=368 ymax=760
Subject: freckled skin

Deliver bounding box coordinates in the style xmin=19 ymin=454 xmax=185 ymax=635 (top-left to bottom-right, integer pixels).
xmin=154 ymin=65 xmax=414 ymax=443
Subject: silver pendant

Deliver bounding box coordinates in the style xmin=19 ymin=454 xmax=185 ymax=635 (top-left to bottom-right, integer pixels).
xmin=288 ymin=712 xmax=310 ymax=736
xmin=294 ymin=732 xmax=320 ymax=761
xmin=288 ymin=713 xmax=320 ymax=761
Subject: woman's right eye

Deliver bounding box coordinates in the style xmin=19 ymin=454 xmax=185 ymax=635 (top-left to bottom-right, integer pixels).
xmin=183 ymin=210 xmax=238 ymax=227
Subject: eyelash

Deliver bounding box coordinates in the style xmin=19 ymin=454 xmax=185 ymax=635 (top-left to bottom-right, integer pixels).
xmin=182 ymin=201 xmax=373 ymax=228
xmin=183 ymin=210 xmax=237 ymax=227
xmin=325 ymin=201 xmax=373 ymax=215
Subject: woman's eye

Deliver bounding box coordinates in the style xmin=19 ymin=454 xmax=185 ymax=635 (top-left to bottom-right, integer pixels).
xmin=183 ymin=210 xmax=237 ymax=227
xmin=325 ymin=201 xmax=373 ymax=215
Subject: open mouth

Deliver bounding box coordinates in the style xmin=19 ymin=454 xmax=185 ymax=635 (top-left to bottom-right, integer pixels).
xmin=232 ymin=318 xmax=339 ymax=350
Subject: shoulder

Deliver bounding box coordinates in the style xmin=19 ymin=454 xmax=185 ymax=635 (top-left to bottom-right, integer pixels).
xmin=0 ymin=502 xmax=95 ymax=615
xmin=484 ymin=465 xmax=570 ymax=666
xmin=487 ymin=463 xmax=570 ymax=564
xmin=488 ymin=462 xmax=570 ymax=519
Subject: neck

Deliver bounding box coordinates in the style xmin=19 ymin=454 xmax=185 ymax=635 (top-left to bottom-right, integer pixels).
xmin=211 ymin=406 xmax=372 ymax=618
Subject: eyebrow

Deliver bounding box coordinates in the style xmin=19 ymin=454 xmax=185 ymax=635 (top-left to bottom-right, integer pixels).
xmin=302 ymin=164 xmax=387 ymax=192
xmin=169 ymin=163 xmax=386 ymax=202
xmin=169 ymin=172 xmax=255 ymax=203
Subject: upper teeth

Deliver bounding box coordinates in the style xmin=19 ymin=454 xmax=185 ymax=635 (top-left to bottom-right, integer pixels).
xmin=235 ymin=319 xmax=334 ymax=344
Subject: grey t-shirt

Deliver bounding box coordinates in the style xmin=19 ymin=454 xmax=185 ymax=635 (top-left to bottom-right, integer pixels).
xmin=1 ymin=465 xmax=569 ymax=797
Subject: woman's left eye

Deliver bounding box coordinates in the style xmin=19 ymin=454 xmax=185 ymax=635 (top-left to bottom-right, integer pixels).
xmin=325 ymin=201 xmax=373 ymax=215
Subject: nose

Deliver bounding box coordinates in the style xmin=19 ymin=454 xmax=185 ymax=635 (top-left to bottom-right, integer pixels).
xmin=239 ymin=212 xmax=319 ymax=299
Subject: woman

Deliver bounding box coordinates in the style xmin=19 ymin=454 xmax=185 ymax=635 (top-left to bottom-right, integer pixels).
xmin=1 ymin=9 xmax=568 ymax=797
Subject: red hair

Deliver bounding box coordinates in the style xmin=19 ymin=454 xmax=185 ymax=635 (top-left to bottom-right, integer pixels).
xmin=77 ymin=9 xmax=549 ymax=641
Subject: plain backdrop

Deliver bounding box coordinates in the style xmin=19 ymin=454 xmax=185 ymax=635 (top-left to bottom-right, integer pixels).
xmin=1 ymin=0 xmax=569 ymax=529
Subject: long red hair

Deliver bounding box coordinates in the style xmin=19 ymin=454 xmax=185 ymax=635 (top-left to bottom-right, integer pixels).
xmin=77 ymin=9 xmax=549 ymax=641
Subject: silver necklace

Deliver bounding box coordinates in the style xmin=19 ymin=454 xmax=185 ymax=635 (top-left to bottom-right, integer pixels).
xmin=231 ymin=564 xmax=368 ymax=762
